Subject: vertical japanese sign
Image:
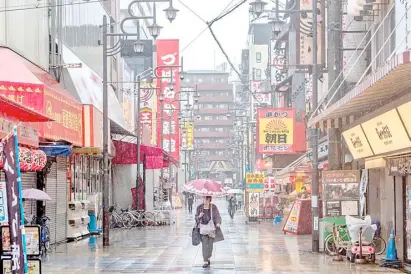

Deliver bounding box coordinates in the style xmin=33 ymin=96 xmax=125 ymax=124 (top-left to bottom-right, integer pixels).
xmin=299 ymin=0 xmax=322 ymax=65
xmin=270 ymin=39 xmax=288 ymax=86
xmin=2 ymin=131 xmax=26 ymax=273
xmin=140 ymin=82 xmax=156 ymax=143
xmin=156 ymin=40 xmax=180 ymax=162
xmin=257 ymin=108 xmax=296 ymax=154
xmin=251 ymin=81 xmax=271 ymax=105
xmin=181 ymin=121 xmax=194 ymax=150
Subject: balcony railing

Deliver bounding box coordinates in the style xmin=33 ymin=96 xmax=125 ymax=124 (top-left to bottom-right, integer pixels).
xmin=195 ymin=143 xmax=230 ymax=149
xmin=194 ymin=131 xmax=231 ymax=138
xmin=195 ymin=108 xmax=230 ymax=114
xmin=198 ymin=96 xmax=233 ymax=103
xmin=194 ymin=119 xmax=234 ymax=126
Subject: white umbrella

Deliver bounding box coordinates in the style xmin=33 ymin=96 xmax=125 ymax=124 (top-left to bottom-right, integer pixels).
xmin=227 ymin=189 xmax=244 ymax=194
xmin=22 ymin=189 xmax=51 ymax=201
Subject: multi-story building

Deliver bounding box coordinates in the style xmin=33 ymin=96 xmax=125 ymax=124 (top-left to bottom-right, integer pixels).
xmin=183 ymin=70 xmax=235 ymax=183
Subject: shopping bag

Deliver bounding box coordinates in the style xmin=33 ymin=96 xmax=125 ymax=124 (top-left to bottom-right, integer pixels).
xmin=191 ymin=227 xmax=201 ymax=246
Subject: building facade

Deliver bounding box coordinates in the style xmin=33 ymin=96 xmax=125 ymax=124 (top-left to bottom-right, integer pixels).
xmin=183 ymin=71 xmax=235 ymax=184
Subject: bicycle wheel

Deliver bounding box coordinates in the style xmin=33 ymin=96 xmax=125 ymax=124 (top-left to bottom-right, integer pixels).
xmin=324 ymin=234 xmax=342 ymax=255
xmin=122 ymin=213 xmax=133 ymax=229
xmin=45 ymin=227 xmax=51 ymax=252
xmin=373 ymin=236 xmax=387 ymax=255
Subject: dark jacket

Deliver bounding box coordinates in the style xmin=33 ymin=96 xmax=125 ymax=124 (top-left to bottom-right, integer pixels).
xmin=195 ymin=203 xmax=224 ymax=243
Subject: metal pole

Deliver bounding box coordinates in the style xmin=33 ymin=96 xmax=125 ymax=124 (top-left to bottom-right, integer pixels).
xmin=136 ymin=75 xmax=141 ymax=210
xmin=311 ymin=0 xmax=320 ymax=253
xmin=102 ymin=15 xmax=110 ymax=247
xmin=160 ymin=80 xmax=164 ymax=200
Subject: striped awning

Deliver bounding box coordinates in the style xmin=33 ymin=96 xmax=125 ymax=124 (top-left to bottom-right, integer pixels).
xmin=309 ymin=50 xmax=411 ymax=128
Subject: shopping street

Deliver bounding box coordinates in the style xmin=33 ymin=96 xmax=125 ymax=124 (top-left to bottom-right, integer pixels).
xmin=41 ymin=199 xmax=401 ymax=274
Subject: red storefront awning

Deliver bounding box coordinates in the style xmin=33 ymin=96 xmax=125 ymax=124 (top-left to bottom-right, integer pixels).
xmin=0 ymin=95 xmax=53 ymax=122
xmin=0 ymin=48 xmax=83 ymax=146
xmin=112 ymin=140 xmax=177 ymax=169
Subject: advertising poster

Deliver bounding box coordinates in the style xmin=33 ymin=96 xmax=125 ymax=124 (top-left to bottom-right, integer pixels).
xmin=156 ymin=39 xmax=180 ymax=162
xmin=2 ymin=258 xmax=40 ymax=274
xmin=245 ymin=173 xmax=265 ymax=193
xmin=2 ymin=226 xmax=40 ymax=256
xmin=283 ymin=200 xmax=301 ymax=233
xmin=248 ymin=192 xmax=260 ymax=217
xmin=257 ymin=108 xmax=296 ymax=154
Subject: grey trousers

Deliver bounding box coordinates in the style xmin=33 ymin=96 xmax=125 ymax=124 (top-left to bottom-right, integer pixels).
xmin=201 ymin=235 xmax=214 ymax=261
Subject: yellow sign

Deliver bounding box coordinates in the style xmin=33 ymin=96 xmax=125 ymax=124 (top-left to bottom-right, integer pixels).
xmin=342 ymin=125 xmax=374 ymax=159
xmin=397 ymin=101 xmax=411 ymax=138
xmin=183 ymin=121 xmax=194 ymax=150
xmin=246 ymin=173 xmax=265 ymax=184
xmin=258 ymin=115 xmax=294 ymax=154
xmin=361 ymin=109 xmax=411 ymax=155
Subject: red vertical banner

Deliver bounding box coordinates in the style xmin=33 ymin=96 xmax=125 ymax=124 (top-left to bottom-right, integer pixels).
xmin=156 ymin=40 xmax=180 ymax=162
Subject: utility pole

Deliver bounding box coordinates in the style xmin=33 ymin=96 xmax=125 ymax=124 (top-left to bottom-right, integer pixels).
xmin=102 ymin=15 xmax=110 ymax=247
xmin=136 ymin=75 xmax=141 ymax=210
xmin=311 ymin=0 xmax=320 ymax=253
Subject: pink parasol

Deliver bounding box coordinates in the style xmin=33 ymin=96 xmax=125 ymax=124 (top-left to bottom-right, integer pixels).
xmin=182 ymin=179 xmax=227 ymax=197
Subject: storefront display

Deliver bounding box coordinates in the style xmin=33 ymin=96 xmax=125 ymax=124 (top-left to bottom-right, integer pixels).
xmin=1 ymin=258 xmax=41 ymax=274
xmin=283 ymin=199 xmax=323 ymax=235
xmin=322 ymin=170 xmax=360 ymax=217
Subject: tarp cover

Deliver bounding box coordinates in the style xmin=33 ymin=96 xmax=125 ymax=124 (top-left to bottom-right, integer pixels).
xmin=39 ymin=145 xmax=72 ymax=157
xmin=112 ymin=140 xmax=166 ymax=169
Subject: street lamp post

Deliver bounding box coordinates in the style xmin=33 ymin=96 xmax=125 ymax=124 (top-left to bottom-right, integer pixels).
xmin=136 ymin=75 xmax=141 ymax=210
xmin=249 ymin=0 xmax=321 ymax=252
xmin=102 ymin=0 xmax=178 ymax=247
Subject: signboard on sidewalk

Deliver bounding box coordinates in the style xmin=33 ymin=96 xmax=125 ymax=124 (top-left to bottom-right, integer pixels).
xmin=245 ymin=173 xmax=265 ymax=192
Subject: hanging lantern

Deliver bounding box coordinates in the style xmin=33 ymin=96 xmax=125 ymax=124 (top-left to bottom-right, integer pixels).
xmin=19 ymin=147 xmax=33 ymax=172
xmin=32 ymin=150 xmax=47 ymax=171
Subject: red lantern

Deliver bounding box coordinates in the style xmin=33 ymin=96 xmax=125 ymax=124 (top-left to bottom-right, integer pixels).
xmin=19 ymin=147 xmax=33 ymax=172
xmin=32 ymin=150 xmax=47 ymax=171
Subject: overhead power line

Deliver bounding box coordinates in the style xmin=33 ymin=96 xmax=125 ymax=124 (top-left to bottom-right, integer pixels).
xmin=0 ymin=0 xmax=106 ymax=13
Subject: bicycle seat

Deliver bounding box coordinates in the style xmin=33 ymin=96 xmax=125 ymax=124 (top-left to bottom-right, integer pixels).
xmin=109 ymin=206 xmax=115 ymax=213
xmin=121 ymin=208 xmax=128 ymax=213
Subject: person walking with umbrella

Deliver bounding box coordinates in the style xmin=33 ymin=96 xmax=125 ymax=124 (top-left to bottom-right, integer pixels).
xmin=184 ymin=179 xmax=226 ymax=268
xmin=195 ymin=196 xmax=224 ymax=268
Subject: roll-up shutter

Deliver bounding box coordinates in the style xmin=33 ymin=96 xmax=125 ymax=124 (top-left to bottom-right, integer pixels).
xmin=45 ymin=162 xmax=58 ymax=245
xmin=55 ymin=157 xmax=67 ymax=243
xmin=21 ymin=172 xmax=37 ymax=220
xmin=0 ymin=171 xmax=37 ymax=222
xmin=45 ymin=157 xmax=68 ymax=245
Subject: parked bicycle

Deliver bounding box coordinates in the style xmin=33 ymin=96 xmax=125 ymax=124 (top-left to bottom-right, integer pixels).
xmin=31 ymin=216 xmax=51 ymax=256
xmin=324 ymin=224 xmax=386 ymax=255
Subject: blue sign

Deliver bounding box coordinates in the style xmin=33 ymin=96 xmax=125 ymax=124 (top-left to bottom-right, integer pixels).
xmin=245 ymin=167 xmax=251 ymax=172
xmin=247 ymin=184 xmax=264 ymax=189
xmin=170 ymin=177 xmax=175 ymax=183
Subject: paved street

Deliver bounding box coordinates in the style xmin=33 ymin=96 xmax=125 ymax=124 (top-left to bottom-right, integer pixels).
xmin=42 ymin=199 xmax=401 ymax=273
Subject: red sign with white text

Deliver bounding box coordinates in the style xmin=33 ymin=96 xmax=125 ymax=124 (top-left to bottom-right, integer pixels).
xmin=0 ymin=81 xmax=83 ymax=146
xmin=156 ymin=40 xmax=180 ymax=162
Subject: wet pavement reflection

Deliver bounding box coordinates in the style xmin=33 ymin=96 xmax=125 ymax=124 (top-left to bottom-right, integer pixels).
xmin=43 ymin=199 xmax=401 ymax=273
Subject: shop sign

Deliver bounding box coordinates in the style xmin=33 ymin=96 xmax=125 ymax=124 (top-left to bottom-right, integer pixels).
xmin=323 ymin=170 xmax=360 ymax=184
xmin=257 ymin=108 xmax=296 ymax=154
xmin=388 ymin=156 xmax=411 ymax=176
xmin=306 ymin=140 xmax=328 ymax=161
xmin=0 ymin=82 xmax=83 ymax=146
xmin=323 ymin=170 xmax=360 ymax=201
xmin=361 ymin=109 xmax=411 ymax=155
xmin=299 ymin=0 xmax=322 ymax=65
xmin=140 ymin=82 xmax=156 ymax=144
xmin=251 ymin=81 xmax=271 ymax=105
xmin=342 ymin=125 xmax=374 ymax=159
xmin=42 ymin=88 xmax=82 ymax=147
xmin=156 ymin=40 xmax=180 ymax=162
xmin=270 ymin=39 xmax=288 ymax=86
xmin=0 ymin=82 xmax=43 ymax=111
xmin=359 ymin=169 xmax=368 ymax=217
xmin=122 ymin=62 xmax=134 ymax=132
xmin=397 ymin=101 xmax=411 ymax=138
xmin=0 ymin=117 xmax=39 ymax=148
xmin=82 ymin=105 xmax=112 ymax=154
xmin=248 ymin=192 xmax=260 ymax=217
xmin=246 ymin=173 xmax=265 ymax=192
xmin=181 ymin=121 xmax=194 ymax=150
xmin=2 ymin=135 xmax=25 ymax=272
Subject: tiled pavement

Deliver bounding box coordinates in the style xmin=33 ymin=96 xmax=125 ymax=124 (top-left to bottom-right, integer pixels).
xmin=42 ymin=199 xmax=401 ymax=273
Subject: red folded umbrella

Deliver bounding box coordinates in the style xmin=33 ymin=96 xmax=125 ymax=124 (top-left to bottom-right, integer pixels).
xmin=182 ymin=179 xmax=227 ymax=197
